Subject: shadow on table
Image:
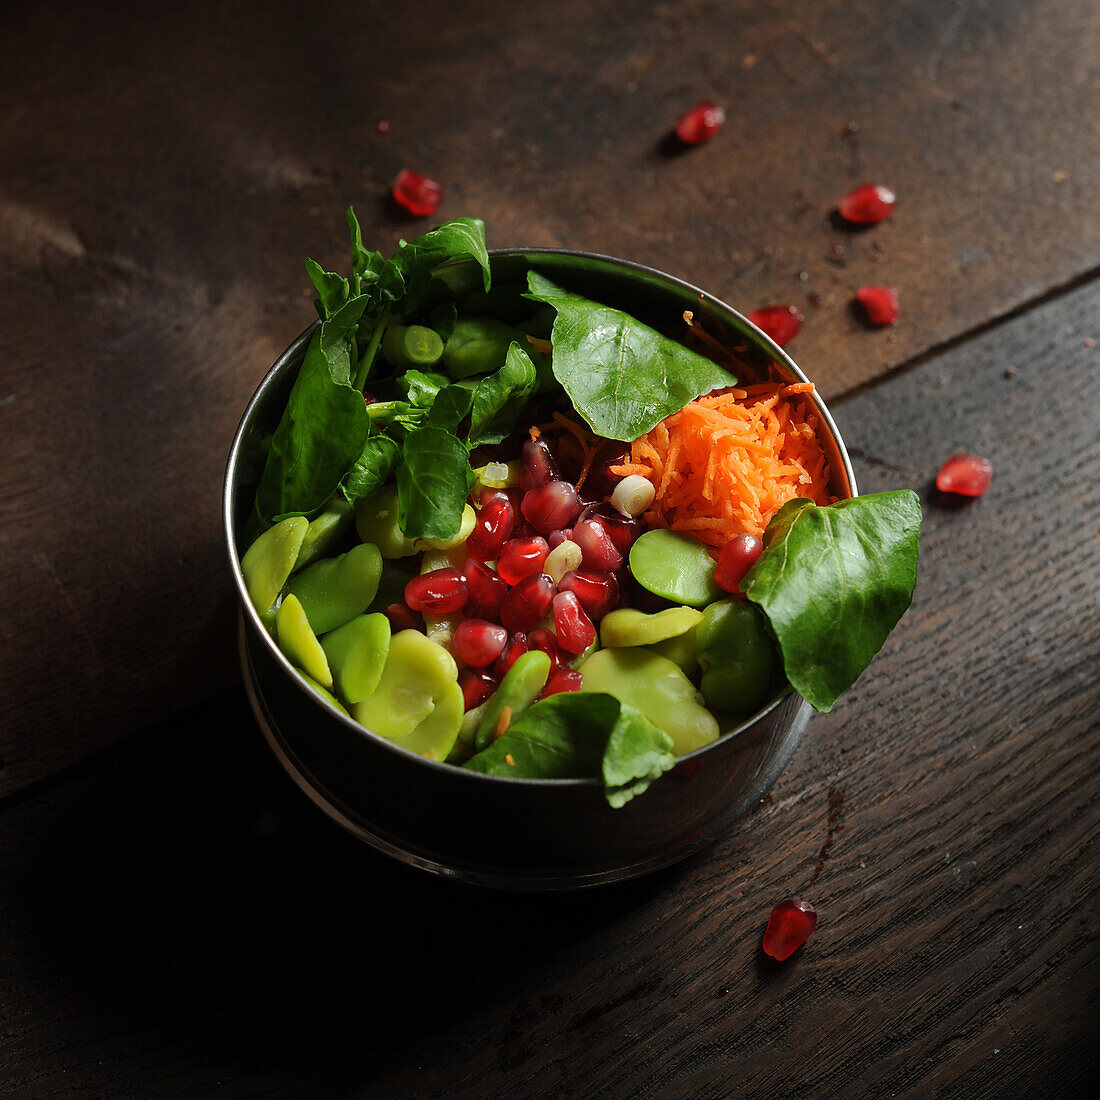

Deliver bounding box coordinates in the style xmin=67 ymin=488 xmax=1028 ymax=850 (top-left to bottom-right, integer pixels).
xmin=3 ymin=692 xmax=688 ymax=1090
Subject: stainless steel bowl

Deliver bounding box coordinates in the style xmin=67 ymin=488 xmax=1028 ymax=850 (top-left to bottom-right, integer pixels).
xmin=224 ymin=249 xmax=856 ymax=889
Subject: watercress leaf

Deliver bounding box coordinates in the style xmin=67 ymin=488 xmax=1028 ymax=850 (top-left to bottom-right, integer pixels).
xmin=401 ymin=369 xmax=444 ymax=408
xmin=396 ymin=426 xmax=474 ymax=540
xmin=253 ymin=326 xmax=370 ymax=525
xmin=743 ymin=491 xmax=922 ymax=712
xmin=468 ymin=341 xmax=538 ymax=445
xmin=525 ymin=271 xmax=737 ymax=441
xmin=346 ymin=206 xmax=384 ymax=292
xmin=464 ymin=693 xmax=620 ymax=778
xmin=304 ymin=257 xmax=350 ymax=319
xmin=379 ymin=217 xmax=491 ymax=309
xmin=341 ymin=432 xmax=400 ymax=504
xmin=601 ymin=702 xmax=677 ymax=808
xmin=426 ymin=383 xmax=474 ymax=434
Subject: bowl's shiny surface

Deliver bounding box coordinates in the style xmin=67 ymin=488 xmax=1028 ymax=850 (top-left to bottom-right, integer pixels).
xmin=224 ymin=249 xmax=856 ymax=889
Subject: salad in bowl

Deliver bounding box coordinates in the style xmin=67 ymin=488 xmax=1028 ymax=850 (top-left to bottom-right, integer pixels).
xmin=227 ymin=213 xmax=919 ymax=880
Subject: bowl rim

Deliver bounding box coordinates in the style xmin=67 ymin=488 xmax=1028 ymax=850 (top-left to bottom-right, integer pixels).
xmin=223 ymin=246 xmax=857 ymax=789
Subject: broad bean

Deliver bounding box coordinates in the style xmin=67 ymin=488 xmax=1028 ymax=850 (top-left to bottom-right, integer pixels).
xmin=241 ymin=516 xmax=308 ymax=620
xmin=628 ymin=529 xmax=721 ymax=607
xmin=599 ymin=606 xmax=702 ymax=648
xmin=474 ymin=650 xmax=552 ymax=751
xmin=320 ymin=612 xmax=391 ymax=704
xmin=275 ymin=593 xmax=333 ymax=689
xmin=695 ymin=599 xmax=776 ymax=714
xmin=286 ymin=542 xmax=383 ymax=634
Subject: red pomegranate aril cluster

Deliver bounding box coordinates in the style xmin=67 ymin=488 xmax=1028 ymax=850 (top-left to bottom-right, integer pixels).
xmin=559 ymin=569 xmax=619 ymax=620
xmin=714 ymin=533 xmax=764 ymax=594
xmin=500 ymin=573 xmax=557 ymax=633
xmin=392 ymin=169 xmax=443 ymax=217
xmin=497 ymin=536 xmax=550 ymax=584
xmin=838 ymin=183 xmax=896 ymax=225
xmin=453 ymin=620 xmax=508 ymax=668
xmin=459 ymin=669 xmax=498 ymax=711
xmin=541 ymin=668 xmax=583 ymax=698
xmin=527 ymin=627 xmax=564 ymax=668
xmin=675 ymin=100 xmax=725 ymax=145
xmin=521 ymin=480 xmax=580 ymax=534
xmin=404 ymin=568 xmax=468 ymax=614
xmin=936 ymin=453 xmax=993 ymax=497
xmin=573 ymin=517 xmax=623 ymax=571
xmin=552 ymin=591 xmax=596 ymax=654
xmin=385 ymin=602 xmax=421 ymax=634
xmin=548 ymin=528 xmax=573 ymax=549
xmin=762 ymin=899 xmax=818 ymax=961
xmin=521 ymin=437 xmax=559 ymax=489
xmin=493 ymin=632 xmax=530 ymax=679
xmin=463 ymin=558 xmax=508 ymax=619
xmin=465 ymin=497 xmax=515 ymax=561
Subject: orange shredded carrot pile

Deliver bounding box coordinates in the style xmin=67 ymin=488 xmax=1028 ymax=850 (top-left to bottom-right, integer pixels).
xmin=610 ymin=383 xmax=835 ymax=547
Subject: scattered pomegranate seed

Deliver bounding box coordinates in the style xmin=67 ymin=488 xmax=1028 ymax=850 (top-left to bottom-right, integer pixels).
xmin=674 ymin=100 xmax=725 ymax=145
xmin=553 ymin=591 xmax=597 ymax=654
xmin=714 ymin=533 xmax=764 ymax=594
xmin=747 ymin=305 xmax=804 ymax=348
xmin=404 ymin=568 xmax=468 ymax=614
xmin=762 ymin=899 xmax=818 ymax=961
xmin=573 ymin=517 xmax=624 ymax=572
xmin=453 ymin=620 xmax=509 ymax=668
xmin=459 ymin=669 xmax=498 ymax=711
xmin=497 ymin=536 xmax=550 ymax=585
xmin=376 ymin=120 xmax=390 ymax=134
xmin=936 ymin=453 xmax=993 ymax=497
xmin=466 ymin=497 xmax=516 ymax=562
xmin=392 ymin=169 xmax=443 ymax=217
xmin=500 ymin=573 xmax=557 ymax=633
xmin=493 ymin=632 xmax=530 ymax=679
xmin=559 ymin=570 xmax=620 ymax=621
xmin=855 ymin=285 xmax=900 ymax=326
xmin=837 ymin=183 xmax=896 ymax=225
xmin=384 ymin=602 xmax=421 ymax=634
xmin=527 ymin=627 xmax=564 ymax=668
xmin=541 ymin=668 xmax=583 ymax=699
xmin=521 ymin=480 xmax=581 ymax=534
xmin=521 ymin=437 xmax=560 ymax=490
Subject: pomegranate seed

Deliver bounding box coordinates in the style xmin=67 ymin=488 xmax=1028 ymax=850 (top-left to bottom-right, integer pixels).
xmin=838 ymin=183 xmax=896 ymax=225
xmin=855 ymin=285 xmax=900 ymax=326
xmin=520 ymin=437 xmax=559 ymax=490
xmin=547 ymin=528 xmax=573 ymax=549
xmin=936 ymin=453 xmax=993 ymax=497
xmin=404 ymin=568 xmax=468 ymax=614
xmin=540 ymin=668 xmax=583 ymax=699
xmin=527 ymin=627 xmax=564 ymax=668
xmin=497 ymin=536 xmax=550 ymax=585
xmin=385 ymin=602 xmax=421 ymax=633
xmin=376 ymin=120 xmax=390 ymax=134
xmin=583 ymin=450 xmax=628 ymax=500
xmin=500 ymin=573 xmax=556 ymax=633
xmin=392 ymin=169 xmax=443 ymax=217
xmin=762 ymin=899 xmax=818 ymax=961
xmin=748 ymin=304 xmax=804 ymax=348
xmin=472 ymin=485 xmax=510 ymax=509
xmin=552 ymin=591 xmax=597 ymax=654
xmin=714 ymin=533 xmax=764 ymax=594
xmin=459 ymin=669 xmax=498 ymax=711
xmin=493 ymin=632 xmax=530 ymax=679
xmin=674 ymin=100 xmax=725 ymax=145
xmin=465 ymin=497 xmax=515 ymax=562
xmin=521 ymin=480 xmax=580 ymax=534
xmin=463 ymin=559 xmax=508 ymax=619
xmin=453 ymin=619 xmax=509 ymax=667
xmin=598 ymin=513 xmax=642 ymax=556
xmin=573 ymin=517 xmax=623 ymax=571
xmin=559 ymin=570 xmax=619 ymax=621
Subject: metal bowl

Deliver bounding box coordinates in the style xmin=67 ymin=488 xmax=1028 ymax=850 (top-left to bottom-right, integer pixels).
xmin=223 ymin=249 xmax=856 ymax=889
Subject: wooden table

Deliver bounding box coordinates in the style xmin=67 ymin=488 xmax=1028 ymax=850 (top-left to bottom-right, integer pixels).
xmin=2 ymin=1 xmax=1097 ymax=1095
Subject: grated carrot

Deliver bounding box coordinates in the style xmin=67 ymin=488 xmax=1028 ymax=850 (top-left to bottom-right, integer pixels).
xmin=622 ymin=383 xmax=834 ymax=547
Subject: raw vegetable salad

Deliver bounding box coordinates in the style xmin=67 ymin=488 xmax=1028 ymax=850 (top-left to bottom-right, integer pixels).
xmin=238 ymin=212 xmax=921 ymax=807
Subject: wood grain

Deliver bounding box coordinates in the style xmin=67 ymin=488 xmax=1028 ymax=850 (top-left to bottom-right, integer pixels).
xmin=1 ymin=0 xmax=1099 ymax=796
xmin=1 ymin=279 xmax=1096 ymax=1096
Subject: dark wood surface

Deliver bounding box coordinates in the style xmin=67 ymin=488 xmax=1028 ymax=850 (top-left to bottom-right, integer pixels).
xmin=1 ymin=0 xmax=1098 ymax=1095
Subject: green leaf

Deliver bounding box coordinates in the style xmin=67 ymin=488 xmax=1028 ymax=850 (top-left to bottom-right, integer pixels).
xmin=525 ymin=271 xmax=737 ymax=441
xmin=304 ymin=257 xmax=350 ymax=318
xmin=396 ymin=427 xmax=474 ymax=540
xmin=380 ymin=217 xmax=491 ymax=310
xmin=468 ymin=341 xmax=538 ymax=445
xmin=463 ymin=692 xmax=676 ymax=807
xmin=341 ymin=433 xmax=400 ymax=504
xmin=743 ymin=491 xmax=922 ymax=712
xmin=346 ymin=206 xmax=384 ymax=293
xmin=400 ymin=369 xmax=444 ymax=408
xmin=426 ymin=383 xmax=475 ymax=434
xmin=253 ymin=303 xmax=371 ymax=525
